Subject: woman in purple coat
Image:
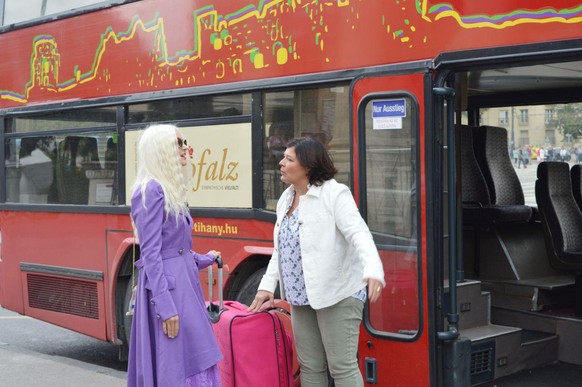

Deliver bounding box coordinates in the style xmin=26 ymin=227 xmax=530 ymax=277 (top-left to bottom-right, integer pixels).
xmin=127 ymin=124 xmax=223 ymax=386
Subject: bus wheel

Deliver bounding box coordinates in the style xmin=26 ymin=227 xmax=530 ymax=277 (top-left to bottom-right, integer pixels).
xmin=235 ymin=267 xmax=280 ymax=306
xmin=122 ymin=272 xmax=137 ymax=349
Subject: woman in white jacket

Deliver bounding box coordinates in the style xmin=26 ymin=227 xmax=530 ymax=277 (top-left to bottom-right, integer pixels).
xmin=248 ymin=137 xmax=385 ymax=387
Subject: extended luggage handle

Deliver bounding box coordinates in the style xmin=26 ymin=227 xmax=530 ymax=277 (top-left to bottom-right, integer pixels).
xmin=207 ymin=256 xmax=223 ymax=322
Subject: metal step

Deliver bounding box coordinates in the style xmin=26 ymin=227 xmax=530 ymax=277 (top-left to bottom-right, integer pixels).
xmin=492 ymin=305 xmax=582 ymax=366
xmin=445 ymin=279 xmax=491 ymax=329
xmin=482 ymin=275 xmax=575 ymax=312
xmin=517 ymin=330 xmax=559 ymax=374
xmin=447 ymin=279 xmax=566 ymax=384
xmin=463 ymin=323 xmax=521 ymax=342
xmin=463 ymin=324 xmax=521 ymax=385
xmin=463 ymin=324 xmax=559 ymax=385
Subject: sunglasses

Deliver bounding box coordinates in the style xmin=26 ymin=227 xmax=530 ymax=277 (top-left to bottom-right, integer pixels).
xmin=177 ymin=138 xmax=188 ymax=148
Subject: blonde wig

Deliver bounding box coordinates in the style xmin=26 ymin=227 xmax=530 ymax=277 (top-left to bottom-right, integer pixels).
xmin=132 ymin=124 xmax=188 ymax=221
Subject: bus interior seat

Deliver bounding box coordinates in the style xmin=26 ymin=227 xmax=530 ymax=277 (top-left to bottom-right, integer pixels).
xmin=460 ymin=125 xmax=492 ymax=278
xmin=535 ymin=161 xmax=582 ymax=316
xmin=570 ymin=164 xmax=582 ymax=213
xmin=460 ymin=125 xmax=532 ymax=277
xmin=460 ymin=125 xmax=531 ymax=222
xmin=473 ymin=125 xmax=533 ymax=220
xmin=461 ymin=125 xmax=495 ymax=228
xmin=460 ymin=126 xmax=492 ymax=218
xmin=55 ymin=136 xmax=99 ymax=204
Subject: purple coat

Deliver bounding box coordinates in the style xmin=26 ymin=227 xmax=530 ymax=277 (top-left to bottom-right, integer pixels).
xmin=127 ymin=180 xmax=222 ymax=386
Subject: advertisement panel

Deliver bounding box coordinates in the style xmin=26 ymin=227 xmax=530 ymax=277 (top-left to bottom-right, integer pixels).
xmin=125 ymin=122 xmax=252 ymax=207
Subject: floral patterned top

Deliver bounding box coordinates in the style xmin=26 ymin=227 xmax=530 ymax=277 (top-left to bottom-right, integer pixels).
xmin=278 ymin=189 xmax=367 ymax=306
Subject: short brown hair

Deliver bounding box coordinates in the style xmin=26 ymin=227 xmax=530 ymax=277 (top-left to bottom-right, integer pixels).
xmin=286 ymin=137 xmax=337 ymax=186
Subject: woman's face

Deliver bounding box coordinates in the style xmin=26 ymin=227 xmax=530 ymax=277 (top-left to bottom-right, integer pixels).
xmin=279 ymin=146 xmax=309 ymax=187
xmin=176 ymin=134 xmax=188 ymax=167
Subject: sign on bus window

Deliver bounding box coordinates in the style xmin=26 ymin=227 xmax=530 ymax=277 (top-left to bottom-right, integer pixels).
xmin=372 ymin=99 xmax=407 ymax=130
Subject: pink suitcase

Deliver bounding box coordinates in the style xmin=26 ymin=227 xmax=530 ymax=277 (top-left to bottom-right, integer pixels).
xmin=207 ymin=259 xmax=294 ymax=387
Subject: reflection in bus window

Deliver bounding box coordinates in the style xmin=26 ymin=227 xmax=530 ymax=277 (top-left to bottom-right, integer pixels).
xmin=13 ymin=137 xmax=56 ymax=204
xmin=4 ymin=132 xmax=118 ymax=205
xmin=6 ymin=107 xmax=116 ymax=134
xmin=364 ymin=97 xmax=419 ymax=336
xmin=262 ymin=86 xmax=350 ymax=210
xmin=2 ymin=0 xmax=107 ymax=26
xmin=127 ymin=94 xmax=251 ymax=123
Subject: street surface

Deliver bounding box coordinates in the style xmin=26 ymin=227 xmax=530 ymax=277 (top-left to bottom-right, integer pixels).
xmin=0 ymin=306 xmax=126 ymax=387
xmin=514 ymin=159 xmax=538 ymax=207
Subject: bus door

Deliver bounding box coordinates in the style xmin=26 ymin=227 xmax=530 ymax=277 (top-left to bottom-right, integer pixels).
xmin=352 ymin=72 xmax=435 ymax=386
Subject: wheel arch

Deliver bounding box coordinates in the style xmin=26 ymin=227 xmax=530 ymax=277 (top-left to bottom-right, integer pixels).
xmin=225 ymin=253 xmax=271 ymax=302
xmin=111 ymin=239 xmax=139 ymax=350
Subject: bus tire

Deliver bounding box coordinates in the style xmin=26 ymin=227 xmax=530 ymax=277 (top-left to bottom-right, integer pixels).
xmin=235 ymin=267 xmax=280 ymax=306
xmin=122 ymin=271 xmax=137 ymax=349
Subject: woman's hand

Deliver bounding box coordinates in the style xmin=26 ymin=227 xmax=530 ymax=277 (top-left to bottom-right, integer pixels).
xmin=207 ymin=250 xmax=221 ymax=259
xmin=247 ymin=290 xmax=275 ymax=312
xmin=163 ymin=315 xmax=179 ymax=339
xmin=367 ymin=279 xmax=383 ymax=303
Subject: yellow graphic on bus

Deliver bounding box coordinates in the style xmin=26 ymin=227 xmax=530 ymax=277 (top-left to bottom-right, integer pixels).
xmin=193 ymin=221 xmax=239 ymax=236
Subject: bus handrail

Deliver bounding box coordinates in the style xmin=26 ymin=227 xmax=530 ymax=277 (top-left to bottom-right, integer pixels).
xmin=433 ymin=85 xmax=460 ymax=342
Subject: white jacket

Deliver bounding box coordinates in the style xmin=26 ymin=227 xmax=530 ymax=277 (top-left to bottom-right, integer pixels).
xmin=258 ymin=179 xmax=385 ymax=309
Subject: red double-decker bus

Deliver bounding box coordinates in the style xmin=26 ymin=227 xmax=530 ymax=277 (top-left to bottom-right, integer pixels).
xmin=2 ymin=1 xmax=582 ymax=385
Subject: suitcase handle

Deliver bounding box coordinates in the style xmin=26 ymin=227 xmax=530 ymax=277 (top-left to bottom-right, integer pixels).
xmin=216 ymin=256 xmax=223 ymax=309
xmin=208 ymin=256 xmax=223 ymax=303
xmin=208 ymin=256 xmax=224 ymax=320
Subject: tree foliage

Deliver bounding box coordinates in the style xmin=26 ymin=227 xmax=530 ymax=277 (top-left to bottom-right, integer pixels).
xmin=555 ymin=103 xmax=582 ymax=142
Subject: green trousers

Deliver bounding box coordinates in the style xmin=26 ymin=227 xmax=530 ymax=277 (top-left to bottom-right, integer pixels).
xmin=291 ymin=297 xmax=364 ymax=387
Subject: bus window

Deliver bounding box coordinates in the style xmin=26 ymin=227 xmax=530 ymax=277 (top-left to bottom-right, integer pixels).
xmin=4 ymin=107 xmax=118 ymax=205
xmin=5 ymin=132 xmax=118 ymax=205
xmin=2 ymin=0 xmax=107 ymax=25
xmin=5 ymin=107 xmax=116 ymax=133
xmin=127 ymin=94 xmax=251 ymax=123
xmin=262 ymin=85 xmax=350 ymax=210
xmin=363 ymin=96 xmax=419 ymax=336
xmin=478 ymin=103 xmax=581 ymax=208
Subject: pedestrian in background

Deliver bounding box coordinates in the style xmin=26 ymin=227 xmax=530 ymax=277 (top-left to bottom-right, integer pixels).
xmin=127 ymin=124 xmax=222 ymax=387
xmin=248 ymin=137 xmax=385 ymax=387
xmin=517 ymin=148 xmax=526 ymax=168
xmin=559 ymin=146 xmax=567 ymax=162
xmin=538 ymin=147 xmax=546 ymax=162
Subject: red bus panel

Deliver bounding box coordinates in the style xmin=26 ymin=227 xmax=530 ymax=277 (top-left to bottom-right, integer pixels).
xmin=2 ymin=0 xmax=582 ymax=108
